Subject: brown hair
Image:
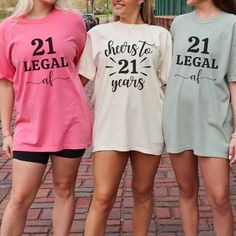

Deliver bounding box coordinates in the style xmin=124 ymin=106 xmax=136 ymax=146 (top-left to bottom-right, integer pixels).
xmin=114 ymin=0 xmax=157 ymax=25
xmin=213 ymin=0 xmax=236 ymax=14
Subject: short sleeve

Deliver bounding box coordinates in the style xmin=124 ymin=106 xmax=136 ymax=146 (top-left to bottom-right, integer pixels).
xmin=170 ymin=16 xmax=177 ymax=38
xmin=74 ymin=14 xmax=87 ymax=65
xmin=159 ymin=30 xmax=172 ymax=83
xmin=0 ymin=22 xmax=15 ymax=82
xmin=226 ymin=22 xmax=236 ymax=82
xmin=78 ymin=32 xmax=96 ymax=81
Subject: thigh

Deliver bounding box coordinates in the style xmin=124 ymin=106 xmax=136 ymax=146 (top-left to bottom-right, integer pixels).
xmin=12 ymin=159 xmax=46 ymax=198
xmin=130 ymin=151 xmax=161 ymax=189
xmin=199 ymin=157 xmax=230 ymax=197
xmin=51 ymin=155 xmax=82 ymax=185
xmin=170 ymin=151 xmax=199 ymax=189
xmin=93 ymin=151 xmax=129 ymax=195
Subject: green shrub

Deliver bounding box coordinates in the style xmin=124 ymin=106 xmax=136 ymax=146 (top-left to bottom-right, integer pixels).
xmin=0 ymin=9 xmax=11 ymax=21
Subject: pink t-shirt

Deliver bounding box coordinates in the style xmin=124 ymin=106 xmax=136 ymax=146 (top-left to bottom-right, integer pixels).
xmin=0 ymin=9 xmax=92 ymax=151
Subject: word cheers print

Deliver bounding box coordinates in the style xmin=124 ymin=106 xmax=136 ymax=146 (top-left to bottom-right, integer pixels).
xmin=104 ymin=40 xmax=155 ymax=92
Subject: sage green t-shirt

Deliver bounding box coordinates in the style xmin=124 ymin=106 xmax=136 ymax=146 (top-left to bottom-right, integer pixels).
xmin=163 ymin=11 xmax=236 ymax=158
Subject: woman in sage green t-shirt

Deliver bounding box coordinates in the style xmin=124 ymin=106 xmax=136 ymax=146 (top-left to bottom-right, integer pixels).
xmin=163 ymin=0 xmax=236 ymax=235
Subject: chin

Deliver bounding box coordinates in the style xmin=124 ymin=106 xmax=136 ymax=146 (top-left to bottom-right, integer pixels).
xmin=186 ymin=0 xmax=194 ymax=6
xmin=186 ymin=0 xmax=204 ymax=6
xmin=42 ymin=0 xmax=57 ymax=5
xmin=113 ymin=10 xmax=122 ymax=17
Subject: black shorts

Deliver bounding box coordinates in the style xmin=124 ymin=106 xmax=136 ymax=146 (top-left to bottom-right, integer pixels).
xmin=13 ymin=149 xmax=86 ymax=165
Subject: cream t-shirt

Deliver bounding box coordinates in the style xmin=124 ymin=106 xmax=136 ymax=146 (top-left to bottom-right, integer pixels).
xmin=79 ymin=21 xmax=172 ymax=155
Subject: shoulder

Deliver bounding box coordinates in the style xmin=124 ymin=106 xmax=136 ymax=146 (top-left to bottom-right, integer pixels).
xmin=223 ymin=12 xmax=236 ymax=20
xmin=56 ymin=9 xmax=84 ymax=23
xmin=91 ymin=22 xmax=114 ymax=31
xmin=148 ymin=25 xmax=171 ymax=40
xmin=172 ymin=12 xmax=192 ymax=26
xmin=148 ymin=24 xmax=170 ymax=34
xmin=0 ymin=16 xmax=16 ymax=30
xmin=87 ymin=22 xmax=114 ymax=36
xmin=0 ymin=16 xmax=18 ymax=36
xmin=169 ymin=12 xmax=192 ymax=35
xmin=221 ymin=12 xmax=236 ymax=25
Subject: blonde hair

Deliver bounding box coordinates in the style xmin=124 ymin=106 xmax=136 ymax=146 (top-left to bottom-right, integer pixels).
xmin=114 ymin=0 xmax=156 ymax=25
xmin=11 ymin=0 xmax=73 ymax=18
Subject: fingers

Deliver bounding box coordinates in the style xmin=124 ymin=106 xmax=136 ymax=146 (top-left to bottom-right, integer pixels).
xmin=229 ymin=139 xmax=236 ymax=165
xmin=229 ymin=141 xmax=236 ymax=165
xmin=229 ymin=145 xmax=234 ymax=160
xmin=3 ymin=145 xmax=13 ymax=159
xmin=2 ymin=138 xmax=13 ymax=159
xmin=230 ymin=155 xmax=236 ymax=165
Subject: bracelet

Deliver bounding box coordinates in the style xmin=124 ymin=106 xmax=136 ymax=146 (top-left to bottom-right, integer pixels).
xmin=2 ymin=134 xmax=12 ymax=139
xmin=232 ymin=133 xmax=236 ymax=139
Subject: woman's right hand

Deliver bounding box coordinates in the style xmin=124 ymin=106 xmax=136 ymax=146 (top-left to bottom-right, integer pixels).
xmin=2 ymin=135 xmax=13 ymax=159
xmin=0 ymin=79 xmax=14 ymax=159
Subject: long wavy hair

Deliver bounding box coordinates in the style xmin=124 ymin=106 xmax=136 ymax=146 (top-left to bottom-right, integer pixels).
xmin=11 ymin=0 xmax=73 ymax=18
xmin=213 ymin=0 xmax=236 ymax=14
xmin=114 ymin=0 xmax=156 ymax=25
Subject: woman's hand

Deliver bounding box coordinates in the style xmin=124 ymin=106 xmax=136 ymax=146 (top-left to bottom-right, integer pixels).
xmin=229 ymin=137 xmax=236 ymax=165
xmin=2 ymin=135 xmax=13 ymax=159
xmin=0 ymin=79 xmax=14 ymax=159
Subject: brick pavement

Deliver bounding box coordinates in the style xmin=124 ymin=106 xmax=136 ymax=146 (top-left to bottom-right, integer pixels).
xmin=0 ymin=81 xmax=236 ymax=235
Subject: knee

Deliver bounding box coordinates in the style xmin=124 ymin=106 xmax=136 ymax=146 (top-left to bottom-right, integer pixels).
xmin=92 ymin=191 xmax=116 ymax=213
xmin=178 ymin=184 xmax=198 ymax=200
xmin=9 ymin=191 xmax=34 ymax=210
xmin=132 ymin=184 xmax=153 ymax=204
xmin=54 ymin=181 xmax=74 ymax=200
xmin=209 ymin=194 xmax=231 ymax=213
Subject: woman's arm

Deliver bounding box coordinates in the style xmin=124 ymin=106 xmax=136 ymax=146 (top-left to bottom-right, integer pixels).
xmin=0 ymin=79 xmax=14 ymax=158
xmin=229 ymin=82 xmax=236 ymax=164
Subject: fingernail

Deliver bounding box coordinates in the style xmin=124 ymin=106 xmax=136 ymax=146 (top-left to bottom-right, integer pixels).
xmin=229 ymin=155 xmax=232 ymax=160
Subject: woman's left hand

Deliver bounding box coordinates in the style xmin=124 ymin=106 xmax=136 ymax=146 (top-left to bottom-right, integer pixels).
xmin=229 ymin=138 xmax=236 ymax=165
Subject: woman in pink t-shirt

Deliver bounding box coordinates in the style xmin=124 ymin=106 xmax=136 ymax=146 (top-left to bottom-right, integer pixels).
xmin=0 ymin=0 xmax=92 ymax=235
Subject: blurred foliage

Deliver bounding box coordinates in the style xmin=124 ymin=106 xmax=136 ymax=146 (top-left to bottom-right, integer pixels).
xmin=73 ymin=0 xmax=112 ymax=14
xmin=0 ymin=0 xmax=112 ymax=15
xmin=0 ymin=0 xmax=112 ymax=21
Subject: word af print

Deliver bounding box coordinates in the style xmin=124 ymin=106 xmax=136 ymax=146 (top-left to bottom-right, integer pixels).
xmin=104 ymin=40 xmax=155 ymax=92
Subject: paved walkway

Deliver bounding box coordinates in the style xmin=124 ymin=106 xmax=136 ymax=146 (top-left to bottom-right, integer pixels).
xmin=0 ymin=81 xmax=236 ymax=235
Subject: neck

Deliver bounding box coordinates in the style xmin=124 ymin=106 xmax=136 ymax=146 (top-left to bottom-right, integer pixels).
xmin=120 ymin=14 xmax=144 ymax=24
xmin=27 ymin=1 xmax=54 ymax=19
xmin=195 ymin=1 xmax=222 ymax=19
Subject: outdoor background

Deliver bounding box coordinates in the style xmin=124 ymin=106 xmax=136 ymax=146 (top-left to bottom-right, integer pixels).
xmin=0 ymin=0 xmax=112 ymax=22
xmin=0 ymin=0 xmax=236 ymax=235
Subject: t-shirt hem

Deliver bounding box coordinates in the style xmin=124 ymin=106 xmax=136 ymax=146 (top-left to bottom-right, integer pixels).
xmin=0 ymin=73 xmax=13 ymax=82
xmin=13 ymin=143 xmax=91 ymax=152
xmin=92 ymin=145 xmax=163 ymax=155
xmin=227 ymin=77 xmax=236 ymax=82
xmin=166 ymin=146 xmax=228 ymax=159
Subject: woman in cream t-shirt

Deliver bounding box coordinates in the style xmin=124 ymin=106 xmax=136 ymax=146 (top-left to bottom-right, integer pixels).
xmin=79 ymin=0 xmax=172 ymax=234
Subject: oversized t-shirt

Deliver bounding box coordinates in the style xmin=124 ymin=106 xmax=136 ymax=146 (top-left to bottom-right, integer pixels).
xmin=79 ymin=22 xmax=172 ymax=155
xmin=0 ymin=9 xmax=92 ymax=151
xmin=163 ymin=12 xmax=236 ymax=158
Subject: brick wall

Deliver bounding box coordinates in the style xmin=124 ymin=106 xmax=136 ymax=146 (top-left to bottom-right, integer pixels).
xmin=155 ymin=16 xmax=175 ymax=30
